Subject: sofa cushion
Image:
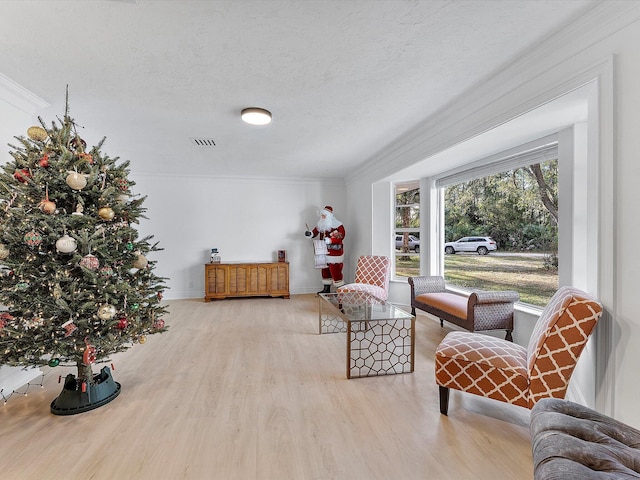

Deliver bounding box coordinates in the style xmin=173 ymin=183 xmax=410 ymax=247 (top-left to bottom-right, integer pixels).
xmin=531 ymin=398 xmax=640 ymax=479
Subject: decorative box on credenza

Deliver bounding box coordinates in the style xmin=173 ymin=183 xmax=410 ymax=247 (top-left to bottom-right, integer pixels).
xmin=204 ymin=262 xmax=290 ymax=301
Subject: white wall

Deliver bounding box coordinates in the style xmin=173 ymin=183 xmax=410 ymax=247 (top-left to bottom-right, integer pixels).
xmin=345 ymin=3 xmax=640 ymax=426
xmin=132 ymin=173 xmax=346 ymax=298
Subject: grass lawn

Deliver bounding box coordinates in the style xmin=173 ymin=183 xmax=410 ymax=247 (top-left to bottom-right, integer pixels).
xmin=396 ymin=252 xmax=558 ymax=307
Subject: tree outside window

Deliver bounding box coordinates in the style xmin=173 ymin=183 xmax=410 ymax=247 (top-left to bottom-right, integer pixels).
xmin=444 ymin=159 xmax=558 ymax=306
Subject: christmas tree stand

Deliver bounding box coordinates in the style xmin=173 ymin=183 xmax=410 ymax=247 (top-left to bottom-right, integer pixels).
xmin=50 ymin=366 xmax=121 ymax=415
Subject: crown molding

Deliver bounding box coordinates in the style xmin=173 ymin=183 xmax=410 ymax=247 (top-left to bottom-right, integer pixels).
xmin=346 ymin=1 xmax=639 ymax=184
xmin=0 ymin=73 xmax=50 ymax=115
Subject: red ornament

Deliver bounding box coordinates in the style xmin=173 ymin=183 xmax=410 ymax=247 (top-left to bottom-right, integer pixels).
xmin=78 ymin=152 xmax=93 ymax=164
xmin=79 ymin=254 xmax=100 ymax=270
xmin=39 ymin=154 xmax=50 ymax=167
xmin=116 ymin=317 xmax=129 ymax=330
xmin=13 ymin=168 xmax=31 ymax=183
xmin=153 ymin=319 xmax=165 ymax=329
xmin=82 ymin=338 xmax=97 ymax=365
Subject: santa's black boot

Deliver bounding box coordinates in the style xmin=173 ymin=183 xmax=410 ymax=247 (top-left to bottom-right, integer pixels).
xmin=317 ymin=284 xmax=331 ymax=295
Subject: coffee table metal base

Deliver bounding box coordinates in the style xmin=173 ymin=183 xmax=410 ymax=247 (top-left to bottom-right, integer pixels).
xmin=319 ymin=293 xmax=415 ymax=379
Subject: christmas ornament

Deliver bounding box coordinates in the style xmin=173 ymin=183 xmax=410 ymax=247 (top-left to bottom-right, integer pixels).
xmin=48 ymin=358 xmax=60 ymax=367
xmin=65 ymin=171 xmax=87 ymax=190
xmin=39 ymin=154 xmax=50 ymax=167
xmin=99 ymin=265 xmax=114 ymax=278
xmin=116 ymin=317 xmax=128 ymax=330
xmin=72 ymin=204 xmax=84 ymax=216
xmin=61 ymin=319 xmax=77 ymax=337
xmin=24 ymin=230 xmax=43 ymax=247
xmin=79 ymin=254 xmax=100 ymax=270
xmin=126 ymin=242 xmax=134 ymax=251
xmin=38 ymin=188 xmax=56 ymax=214
xmin=69 ymin=136 xmax=87 ymax=151
xmin=98 ymin=206 xmax=115 ymax=221
xmin=133 ymin=253 xmax=148 ymax=269
xmin=116 ymin=193 xmax=129 ymax=205
xmin=97 ymin=304 xmax=116 ymax=321
xmin=131 ymin=303 xmax=139 ymax=311
xmin=13 ymin=168 xmax=31 ymax=183
xmin=157 ymin=291 xmax=163 ymax=301
xmin=0 ymin=244 xmax=9 ymax=260
xmin=55 ymin=234 xmax=77 ymax=253
xmin=27 ymin=126 xmax=48 ymax=142
xmin=115 ymin=178 xmax=129 ymax=191
xmin=138 ymin=335 xmax=147 ymax=344
xmin=78 ymin=152 xmax=93 ymax=164
xmin=82 ymin=338 xmax=97 ymax=365
xmin=153 ymin=319 xmax=165 ymax=329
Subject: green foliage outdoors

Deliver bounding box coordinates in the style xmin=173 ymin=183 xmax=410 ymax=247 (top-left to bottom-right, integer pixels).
xmin=395 ymin=159 xmax=559 ymax=307
xmin=444 ymin=161 xmax=558 ymax=250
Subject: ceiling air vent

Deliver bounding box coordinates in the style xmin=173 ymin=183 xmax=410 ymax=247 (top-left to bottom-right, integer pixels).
xmin=190 ymin=137 xmax=216 ymax=147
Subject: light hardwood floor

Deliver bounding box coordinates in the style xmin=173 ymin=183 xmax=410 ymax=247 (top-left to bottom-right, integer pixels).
xmin=0 ymin=295 xmax=533 ymax=479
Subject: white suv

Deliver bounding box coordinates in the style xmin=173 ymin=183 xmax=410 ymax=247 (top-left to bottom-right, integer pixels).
xmin=444 ymin=236 xmax=497 ymax=255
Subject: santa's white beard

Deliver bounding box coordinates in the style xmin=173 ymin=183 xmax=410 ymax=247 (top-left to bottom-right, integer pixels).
xmin=317 ymin=214 xmax=341 ymax=232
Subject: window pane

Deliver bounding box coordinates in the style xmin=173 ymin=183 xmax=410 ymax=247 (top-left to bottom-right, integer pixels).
xmin=443 ymin=159 xmax=558 ymax=307
xmin=394 ymin=182 xmax=420 ymax=278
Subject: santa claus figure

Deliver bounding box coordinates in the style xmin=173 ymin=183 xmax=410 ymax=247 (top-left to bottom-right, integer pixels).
xmin=305 ymin=205 xmax=346 ymax=294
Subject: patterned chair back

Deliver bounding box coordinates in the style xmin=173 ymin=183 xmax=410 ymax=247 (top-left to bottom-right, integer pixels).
xmin=526 ymin=286 xmax=603 ymax=408
xmin=354 ymin=255 xmax=391 ymax=293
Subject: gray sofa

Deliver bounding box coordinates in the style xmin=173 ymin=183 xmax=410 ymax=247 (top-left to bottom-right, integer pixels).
xmin=530 ymin=398 xmax=640 ymax=479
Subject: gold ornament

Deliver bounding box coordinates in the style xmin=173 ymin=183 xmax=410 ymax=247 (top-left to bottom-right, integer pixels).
xmin=98 ymin=207 xmax=115 ymax=221
xmin=133 ymin=253 xmax=148 ymax=269
xmin=27 ymin=126 xmax=48 ymax=142
xmin=66 ymin=171 xmax=87 ymax=190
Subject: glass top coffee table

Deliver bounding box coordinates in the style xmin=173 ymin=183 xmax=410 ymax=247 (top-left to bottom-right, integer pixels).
xmin=319 ymin=292 xmax=415 ymax=379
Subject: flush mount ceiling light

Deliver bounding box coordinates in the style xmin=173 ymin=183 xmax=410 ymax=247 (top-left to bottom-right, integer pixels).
xmin=241 ymin=107 xmax=272 ymax=126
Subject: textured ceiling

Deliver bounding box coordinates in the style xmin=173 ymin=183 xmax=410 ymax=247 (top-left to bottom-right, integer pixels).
xmin=0 ymin=0 xmax=597 ymax=179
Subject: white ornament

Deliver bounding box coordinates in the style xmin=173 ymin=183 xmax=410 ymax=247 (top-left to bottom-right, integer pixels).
xmin=66 ymin=171 xmax=87 ymax=190
xmin=55 ymin=234 xmax=77 ymax=253
xmin=97 ymin=304 xmax=116 ymax=320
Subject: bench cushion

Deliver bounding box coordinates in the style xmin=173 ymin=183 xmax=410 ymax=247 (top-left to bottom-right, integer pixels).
xmin=415 ymin=292 xmax=467 ymax=319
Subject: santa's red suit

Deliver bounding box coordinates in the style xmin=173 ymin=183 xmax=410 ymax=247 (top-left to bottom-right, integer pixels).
xmin=307 ymin=206 xmax=345 ymax=292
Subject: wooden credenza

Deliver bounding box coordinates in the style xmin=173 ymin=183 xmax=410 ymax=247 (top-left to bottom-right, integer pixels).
xmin=204 ymin=262 xmax=290 ymax=301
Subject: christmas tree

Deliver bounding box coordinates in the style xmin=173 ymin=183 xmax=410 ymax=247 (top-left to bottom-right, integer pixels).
xmin=0 ymin=91 xmax=167 ymax=414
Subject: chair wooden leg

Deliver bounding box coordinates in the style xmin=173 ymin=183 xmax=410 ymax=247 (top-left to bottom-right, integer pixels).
xmin=411 ymin=306 xmax=416 ymax=316
xmin=440 ymin=319 xmax=444 ymax=328
xmin=439 ymin=386 xmax=449 ymax=415
xmin=505 ymin=330 xmax=513 ymax=342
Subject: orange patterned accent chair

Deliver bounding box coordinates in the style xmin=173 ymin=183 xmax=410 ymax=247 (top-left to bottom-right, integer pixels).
xmin=337 ymin=255 xmax=391 ymax=301
xmin=434 ymin=286 xmax=603 ymax=415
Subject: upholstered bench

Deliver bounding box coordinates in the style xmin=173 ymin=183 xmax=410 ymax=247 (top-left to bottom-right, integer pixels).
xmin=530 ymin=398 xmax=640 ymax=479
xmin=408 ymin=275 xmax=519 ymax=341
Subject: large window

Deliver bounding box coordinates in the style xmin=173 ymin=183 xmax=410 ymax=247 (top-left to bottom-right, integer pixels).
xmin=442 ymin=158 xmax=559 ymax=307
xmin=394 ymin=181 xmax=420 ymax=278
